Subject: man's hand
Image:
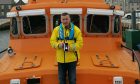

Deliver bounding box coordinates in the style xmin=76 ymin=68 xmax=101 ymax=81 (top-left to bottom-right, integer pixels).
xmin=58 ymin=42 xmax=64 ymax=49
xmin=58 ymin=42 xmax=69 ymax=51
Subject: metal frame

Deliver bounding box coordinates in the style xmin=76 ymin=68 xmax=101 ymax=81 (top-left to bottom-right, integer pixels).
xmin=112 ymin=15 xmax=121 ymax=35
xmin=84 ymin=14 xmax=111 ymax=36
xmin=21 ymin=15 xmax=48 ymax=37
xmin=10 ymin=17 xmax=20 ymax=38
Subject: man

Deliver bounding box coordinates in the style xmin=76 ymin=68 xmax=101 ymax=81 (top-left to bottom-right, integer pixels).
xmin=50 ymin=12 xmax=83 ymax=84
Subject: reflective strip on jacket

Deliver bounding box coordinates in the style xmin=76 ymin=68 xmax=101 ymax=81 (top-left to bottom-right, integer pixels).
xmin=50 ymin=24 xmax=83 ymax=63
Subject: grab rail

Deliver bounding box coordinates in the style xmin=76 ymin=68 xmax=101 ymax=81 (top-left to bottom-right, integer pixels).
xmin=121 ymin=44 xmax=140 ymax=82
xmin=0 ymin=48 xmax=7 ymax=54
xmin=121 ymin=44 xmax=135 ymax=61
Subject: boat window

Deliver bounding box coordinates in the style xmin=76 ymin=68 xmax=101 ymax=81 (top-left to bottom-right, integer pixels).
xmin=22 ymin=15 xmax=46 ymax=34
xmin=86 ymin=14 xmax=109 ymax=33
xmin=113 ymin=15 xmax=120 ymax=33
xmin=11 ymin=17 xmax=18 ymax=35
xmin=53 ymin=15 xmax=80 ymax=28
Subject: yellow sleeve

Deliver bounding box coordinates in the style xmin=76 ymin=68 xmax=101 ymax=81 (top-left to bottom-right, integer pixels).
xmin=50 ymin=27 xmax=59 ymax=49
xmin=69 ymin=27 xmax=83 ymax=51
xmin=75 ymin=30 xmax=83 ymax=50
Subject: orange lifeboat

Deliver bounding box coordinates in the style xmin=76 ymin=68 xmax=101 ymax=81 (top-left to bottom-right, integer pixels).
xmin=0 ymin=0 xmax=139 ymax=84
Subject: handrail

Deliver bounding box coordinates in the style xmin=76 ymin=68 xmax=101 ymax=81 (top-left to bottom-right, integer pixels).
xmin=121 ymin=44 xmax=140 ymax=82
xmin=0 ymin=48 xmax=7 ymax=54
xmin=121 ymin=44 xmax=135 ymax=62
xmin=132 ymin=49 xmax=140 ymax=83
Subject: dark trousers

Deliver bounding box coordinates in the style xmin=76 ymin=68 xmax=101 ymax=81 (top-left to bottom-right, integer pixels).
xmin=58 ymin=61 xmax=77 ymax=84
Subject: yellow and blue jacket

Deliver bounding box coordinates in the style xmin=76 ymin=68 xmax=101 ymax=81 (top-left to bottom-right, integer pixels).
xmin=50 ymin=23 xmax=83 ymax=63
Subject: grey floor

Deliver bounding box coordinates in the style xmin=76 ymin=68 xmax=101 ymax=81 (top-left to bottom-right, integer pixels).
xmin=0 ymin=30 xmax=10 ymax=57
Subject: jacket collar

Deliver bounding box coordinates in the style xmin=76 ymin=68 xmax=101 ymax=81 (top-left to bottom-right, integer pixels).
xmin=62 ymin=23 xmax=72 ymax=30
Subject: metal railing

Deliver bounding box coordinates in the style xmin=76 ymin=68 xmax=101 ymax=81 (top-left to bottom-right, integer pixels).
xmin=0 ymin=48 xmax=7 ymax=54
xmin=121 ymin=44 xmax=140 ymax=82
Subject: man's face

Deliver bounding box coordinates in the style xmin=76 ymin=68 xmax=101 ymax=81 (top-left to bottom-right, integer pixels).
xmin=61 ymin=15 xmax=70 ymax=27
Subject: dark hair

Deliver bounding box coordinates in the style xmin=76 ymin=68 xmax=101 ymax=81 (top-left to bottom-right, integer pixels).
xmin=61 ymin=12 xmax=70 ymax=16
